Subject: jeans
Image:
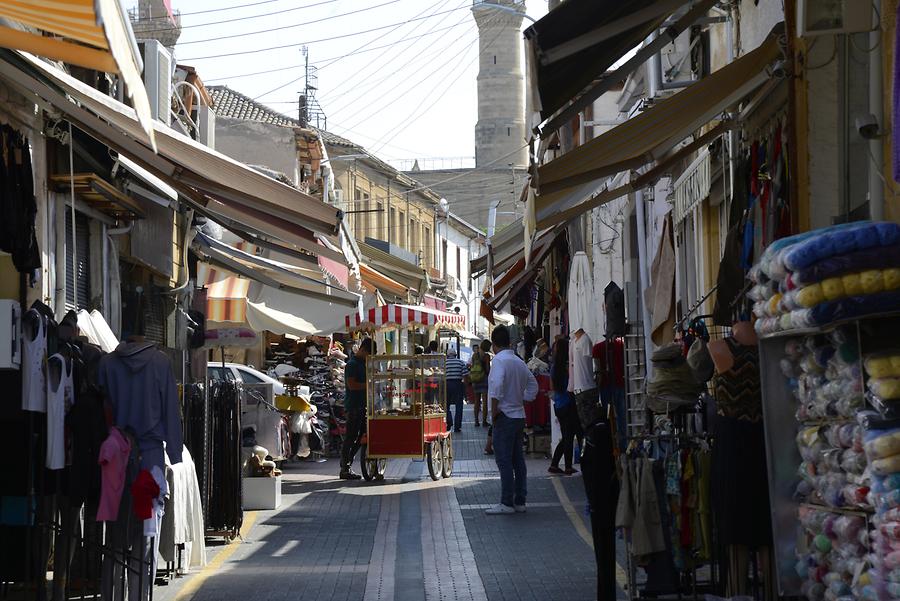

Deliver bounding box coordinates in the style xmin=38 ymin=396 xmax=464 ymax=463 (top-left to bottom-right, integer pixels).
xmin=446 ymin=379 xmax=464 ymax=430
xmin=341 ymin=407 xmax=366 ymax=471
xmin=551 ymin=401 xmax=583 ymax=470
xmin=492 ymin=413 xmax=527 ymax=507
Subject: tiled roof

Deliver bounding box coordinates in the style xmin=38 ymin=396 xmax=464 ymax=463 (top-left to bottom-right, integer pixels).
xmin=208 ymin=86 xmax=301 ymax=127
xmin=314 ymin=128 xmax=358 ymax=149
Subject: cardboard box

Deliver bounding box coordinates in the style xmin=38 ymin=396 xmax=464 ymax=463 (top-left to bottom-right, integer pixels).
xmin=242 ymin=475 xmax=282 ymax=510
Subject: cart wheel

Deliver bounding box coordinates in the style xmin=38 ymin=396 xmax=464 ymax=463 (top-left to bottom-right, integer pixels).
xmin=426 ymin=439 xmax=442 ymax=481
xmin=360 ymin=445 xmax=386 ymax=482
xmin=441 ymin=435 xmax=453 ymax=478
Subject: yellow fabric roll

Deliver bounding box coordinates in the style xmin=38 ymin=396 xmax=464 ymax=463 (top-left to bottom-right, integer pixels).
xmin=860 ymin=270 xmax=886 ymax=295
xmin=821 ymin=276 xmax=845 ymax=301
xmin=886 ymin=268 xmax=900 ymax=290
xmin=841 ymin=273 xmax=863 ymax=297
xmin=796 ymin=284 xmax=824 ymax=308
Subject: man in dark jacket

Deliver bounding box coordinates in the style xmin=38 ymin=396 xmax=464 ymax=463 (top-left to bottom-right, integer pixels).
xmin=340 ymin=338 xmax=376 ymax=480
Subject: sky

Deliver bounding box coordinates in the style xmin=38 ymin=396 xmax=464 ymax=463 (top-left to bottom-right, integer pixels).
xmin=127 ymin=0 xmax=549 ymax=168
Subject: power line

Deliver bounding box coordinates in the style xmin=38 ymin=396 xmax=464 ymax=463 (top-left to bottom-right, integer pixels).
xmin=318 ymin=0 xmax=459 ymax=102
xmin=250 ymin=0 xmax=454 ymax=101
xmin=202 ymin=21 xmax=466 ymax=83
xmin=181 ymin=4 xmax=475 ymax=62
xmin=178 ymin=0 xmax=403 ymax=46
xmin=134 ymin=0 xmax=340 ymax=34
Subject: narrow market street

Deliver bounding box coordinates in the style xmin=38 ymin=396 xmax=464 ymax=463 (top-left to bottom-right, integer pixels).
xmin=156 ymin=405 xmax=625 ymax=601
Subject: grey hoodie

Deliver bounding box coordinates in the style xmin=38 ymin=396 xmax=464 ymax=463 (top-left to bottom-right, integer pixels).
xmin=98 ymin=342 xmax=183 ymax=469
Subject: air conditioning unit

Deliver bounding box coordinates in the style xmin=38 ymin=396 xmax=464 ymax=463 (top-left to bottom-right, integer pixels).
xmin=139 ymin=39 xmax=173 ymax=124
xmin=797 ymin=0 xmax=871 ymax=37
xmin=197 ymin=104 xmax=216 ymax=149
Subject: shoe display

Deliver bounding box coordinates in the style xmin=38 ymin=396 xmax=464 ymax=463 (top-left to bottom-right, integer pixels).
xmin=485 ymin=504 xmax=515 ymax=515
xmin=514 ymin=505 xmax=526 ymax=513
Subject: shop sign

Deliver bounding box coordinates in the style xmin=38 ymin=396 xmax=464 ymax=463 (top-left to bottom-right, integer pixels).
xmin=672 ymin=150 xmax=710 ymax=225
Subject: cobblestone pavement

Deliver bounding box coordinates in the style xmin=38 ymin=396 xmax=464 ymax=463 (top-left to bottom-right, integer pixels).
xmin=155 ymin=406 xmax=627 ymax=601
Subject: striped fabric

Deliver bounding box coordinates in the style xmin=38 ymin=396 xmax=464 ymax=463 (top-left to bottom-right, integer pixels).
xmin=345 ymin=303 xmax=465 ymax=333
xmin=444 ymin=357 xmax=468 ymax=381
xmin=197 ymin=263 xmax=250 ymax=324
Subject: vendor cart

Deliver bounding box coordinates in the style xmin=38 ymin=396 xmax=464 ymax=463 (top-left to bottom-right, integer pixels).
xmin=360 ymin=353 xmax=452 ymax=481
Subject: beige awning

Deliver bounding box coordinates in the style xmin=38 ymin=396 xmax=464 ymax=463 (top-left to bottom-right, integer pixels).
xmin=0 ymin=51 xmax=342 ymax=240
xmin=533 ymin=31 xmax=783 ymax=227
xmin=0 ymin=0 xmax=154 ymax=148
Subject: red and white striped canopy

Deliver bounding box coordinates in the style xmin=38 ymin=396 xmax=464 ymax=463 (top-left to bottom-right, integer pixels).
xmin=346 ymin=303 xmax=465 ymax=333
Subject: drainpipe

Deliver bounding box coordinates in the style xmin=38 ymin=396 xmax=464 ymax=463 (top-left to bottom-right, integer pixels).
xmin=634 ymin=185 xmax=654 ymax=380
xmin=869 ymin=0 xmax=884 ymax=221
xmin=648 ymin=32 xmax=661 ymax=99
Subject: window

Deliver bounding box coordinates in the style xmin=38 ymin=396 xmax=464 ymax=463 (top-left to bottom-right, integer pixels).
xmin=424 ymin=225 xmax=432 ymax=267
xmin=507 ymin=127 xmax=511 ymax=136
xmin=442 ymin=239 xmax=448 ymax=277
xmin=236 ymin=368 xmax=265 ymax=384
xmin=493 ymin=55 xmax=496 ymax=65
xmin=399 ymin=211 xmax=406 ymax=248
xmin=410 ymin=218 xmax=416 ymax=255
xmin=456 ymin=247 xmax=461 ymax=282
xmin=376 ymin=202 xmax=384 ymax=238
xmin=65 ymin=210 xmax=91 ymax=310
xmin=390 ymin=208 xmax=397 ymax=244
xmin=209 ymin=366 xmax=236 ymax=382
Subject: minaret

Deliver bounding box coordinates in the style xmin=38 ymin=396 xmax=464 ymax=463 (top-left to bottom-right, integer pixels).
xmin=472 ymin=0 xmax=528 ymax=168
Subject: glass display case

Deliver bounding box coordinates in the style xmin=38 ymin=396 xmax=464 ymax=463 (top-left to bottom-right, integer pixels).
xmin=363 ymin=354 xmax=452 ymax=480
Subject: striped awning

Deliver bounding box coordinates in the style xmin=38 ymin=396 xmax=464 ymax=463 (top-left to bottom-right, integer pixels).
xmin=197 ymin=263 xmax=249 ymax=324
xmin=0 ymin=0 xmax=155 ymax=148
xmin=345 ymin=304 xmax=465 ymax=333
xmin=533 ymin=31 xmax=783 ymax=225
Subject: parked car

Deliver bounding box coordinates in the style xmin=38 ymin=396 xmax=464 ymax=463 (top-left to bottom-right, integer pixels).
xmin=208 ymin=363 xmax=285 ymax=400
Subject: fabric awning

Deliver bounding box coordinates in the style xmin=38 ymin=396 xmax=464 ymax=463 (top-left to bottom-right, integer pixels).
xmin=524 ymin=0 xmax=684 ymax=123
xmin=483 ymin=229 xmax=559 ymax=310
xmin=357 ymin=240 xmax=427 ymax=293
xmin=197 ymin=263 xmax=250 ymax=324
xmin=193 ymin=233 xmax=358 ymax=308
xmin=360 ymin=262 xmax=409 ymax=299
xmin=0 ymin=51 xmax=342 ymax=240
xmin=345 ymin=304 xmax=465 ymax=333
xmin=533 ymin=31 xmax=783 ymax=228
xmin=0 ymin=0 xmax=154 ymax=147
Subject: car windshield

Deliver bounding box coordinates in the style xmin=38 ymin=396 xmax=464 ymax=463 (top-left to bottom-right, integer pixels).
xmin=237 ymin=368 xmax=265 ymax=384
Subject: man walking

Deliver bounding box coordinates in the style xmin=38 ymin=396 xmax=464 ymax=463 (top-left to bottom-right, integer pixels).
xmin=485 ymin=325 xmax=538 ymax=515
xmin=340 ymin=338 xmax=376 ymax=480
xmin=444 ymin=348 xmax=468 ymax=433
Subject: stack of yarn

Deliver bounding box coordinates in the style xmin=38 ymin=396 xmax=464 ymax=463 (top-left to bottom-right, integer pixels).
xmin=749 ymin=222 xmax=900 ymax=335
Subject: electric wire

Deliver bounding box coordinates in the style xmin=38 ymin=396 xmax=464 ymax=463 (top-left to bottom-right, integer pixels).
xmin=178 ymin=0 xmax=403 ymax=46
xmin=181 ymin=4 xmax=476 ymax=61
xmin=318 ymin=0 xmax=460 ymax=102
xmin=133 ymin=0 xmax=341 ymax=34
xmin=253 ymin=0 xmax=452 ymax=102
xmin=323 ymin=12 xmax=480 ymax=117
xmin=333 ymin=12 xmax=502 ymax=130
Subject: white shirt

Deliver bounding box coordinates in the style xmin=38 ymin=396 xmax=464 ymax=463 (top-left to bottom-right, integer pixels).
xmin=488 ymin=349 xmax=538 ymax=419
xmin=568 ymin=332 xmax=596 ymax=393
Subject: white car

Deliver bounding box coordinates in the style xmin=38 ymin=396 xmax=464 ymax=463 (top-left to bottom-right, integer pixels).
xmin=208 ymin=363 xmax=285 ymax=397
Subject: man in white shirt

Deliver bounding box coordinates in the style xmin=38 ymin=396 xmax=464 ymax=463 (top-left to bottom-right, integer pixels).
xmin=485 ymin=325 xmax=538 ymax=515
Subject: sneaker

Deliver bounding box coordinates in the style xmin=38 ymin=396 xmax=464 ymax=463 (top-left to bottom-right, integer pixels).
xmin=485 ymin=504 xmax=515 ymax=515
xmin=548 ymin=466 xmax=564 ymax=475
xmin=514 ymin=505 xmax=526 ymax=513
xmin=339 ymin=470 xmax=362 ymax=480
xmin=474 ymin=421 xmax=481 ymax=427
xmin=564 ymin=467 xmax=579 ymax=475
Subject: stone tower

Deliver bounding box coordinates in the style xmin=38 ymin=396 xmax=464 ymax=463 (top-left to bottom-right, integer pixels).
xmin=129 ymin=0 xmax=182 ymax=52
xmin=472 ymin=0 xmax=528 ymax=169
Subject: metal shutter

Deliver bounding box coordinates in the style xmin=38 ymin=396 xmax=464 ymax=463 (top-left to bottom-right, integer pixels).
xmin=65 ymin=211 xmax=91 ymax=310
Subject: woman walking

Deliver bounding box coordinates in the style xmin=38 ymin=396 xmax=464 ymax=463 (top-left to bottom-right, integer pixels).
xmin=548 ymin=337 xmax=581 ymax=474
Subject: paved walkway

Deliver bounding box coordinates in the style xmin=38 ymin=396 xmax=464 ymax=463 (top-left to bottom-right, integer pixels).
xmin=156 ymin=406 xmax=627 ymax=601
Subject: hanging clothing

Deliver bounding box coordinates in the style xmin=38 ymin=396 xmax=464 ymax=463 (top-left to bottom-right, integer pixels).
xmin=46 ymin=353 xmax=73 ymax=470
xmin=97 ymin=427 xmax=132 ymax=522
xmin=0 ymin=126 xmax=40 ymax=280
xmin=22 ymin=308 xmax=47 ymax=413
xmin=645 ymin=219 xmax=675 ymax=346
xmin=581 ymin=421 xmax=619 ymax=601
xmin=711 ymin=337 xmax=772 ymax=547
xmin=604 ymin=282 xmax=626 ymax=338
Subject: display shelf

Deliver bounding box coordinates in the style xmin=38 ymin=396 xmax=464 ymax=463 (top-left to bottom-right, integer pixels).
xmin=799 ymin=502 xmax=874 ymax=517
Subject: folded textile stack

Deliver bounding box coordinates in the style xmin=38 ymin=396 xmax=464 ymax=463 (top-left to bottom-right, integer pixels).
xmin=858 ymin=409 xmax=900 ymax=601
xmin=645 ymin=344 xmax=705 ymax=414
xmin=749 ymin=222 xmax=900 ymax=335
xmin=866 ymin=354 xmax=900 ymax=420
xmin=795 ymin=507 xmax=869 ymax=601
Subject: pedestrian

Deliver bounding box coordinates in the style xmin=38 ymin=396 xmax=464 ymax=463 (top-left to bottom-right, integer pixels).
xmin=444 ymin=348 xmax=468 ymax=433
xmin=427 ymin=340 xmax=439 ymax=353
xmin=485 ymin=325 xmax=538 ymax=515
xmin=548 ymin=337 xmax=582 ymax=475
xmin=468 ymin=339 xmax=491 ymax=427
xmin=340 ymin=337 xmax=376 ymax=480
